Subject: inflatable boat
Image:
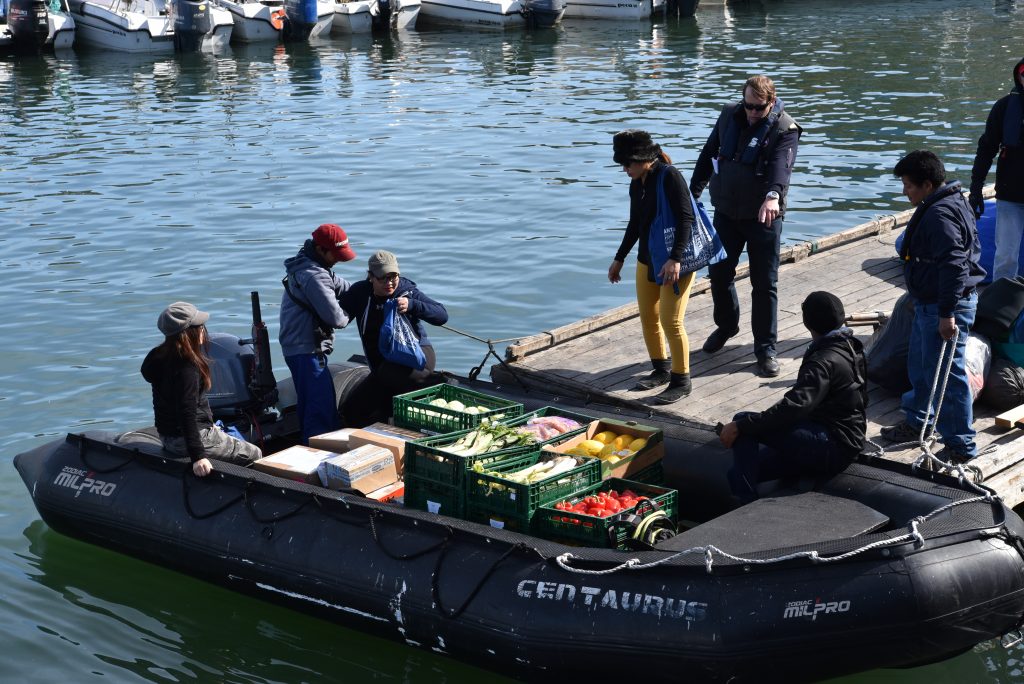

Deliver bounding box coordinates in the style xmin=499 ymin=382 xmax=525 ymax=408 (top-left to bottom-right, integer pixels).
xmin=13 ymin=297 xmax=1024 ymax=682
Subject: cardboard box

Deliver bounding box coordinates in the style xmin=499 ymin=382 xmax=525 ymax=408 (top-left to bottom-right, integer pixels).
xmin=253 ymin=445 xmax=334 ymax=484
xmin=317 ymin=444 xmax=398 ymax=494
xmin=366 ymin=480 xmax=405 ymax=503
xmin=347 ymin=429 xmax=410 ymax=476
xmin=308 ymin=428 xmax=357 ymax=454
xmin=542 ymin=418 xmax=664 ymax=480
xmin=364 ymin=421 xmax=423 ymax=441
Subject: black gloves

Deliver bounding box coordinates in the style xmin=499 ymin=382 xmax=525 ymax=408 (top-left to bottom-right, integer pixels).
xmin=969 ymin=188 xmax=985 ymax=219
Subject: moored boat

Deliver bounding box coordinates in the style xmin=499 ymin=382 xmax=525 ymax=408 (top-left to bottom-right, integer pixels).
xmin=562 ymin=0 xmax=649 ymax=20
xmin=65 ymin=0 xmax=174 ymax=53
xmin=1 ymin=0 xmax=75 ymax=53
xmin=281 ymin=0 xmax=332 ymax=38
xmin=418 ymin=0 xmax=562 ymax=30
xmin=330 ymin=0 xmax=371 ymax=33
xmin=378 ymin=0 xmax=418 ymax=29
xmin=13 ymin=308 xmax=1024 ymax=682
xmin=213 ymin=0 xmax=284 ymax=42
xmin=170 ymin=0 xmax=233 ymax=50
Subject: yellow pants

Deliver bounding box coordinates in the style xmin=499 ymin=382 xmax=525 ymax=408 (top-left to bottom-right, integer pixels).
xmin=635 ymin=262 xmax=694 ymax=374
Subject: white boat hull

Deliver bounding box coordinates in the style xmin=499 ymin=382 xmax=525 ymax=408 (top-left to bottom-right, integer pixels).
xmin=67 ymin=0 xmax=175 ymax=53
xmin=392 ymin=0 xmax=419 ymax=28
xmin=215 ymin=0 xmax=283 ymax=42
xmin=418 ymin=0 xmax=523 ymax=29
xmin=202 ymin=5 xmax=234 ymax=48
xmin=563 ymin=0 xmax=649 ymax=19
xmin=49 ymin=11 xmax=77 ymax=49
xmin=331 ymin=0 xmax=371 ymax=33
xmin=310 ymin=5 xmax=333 ymax=34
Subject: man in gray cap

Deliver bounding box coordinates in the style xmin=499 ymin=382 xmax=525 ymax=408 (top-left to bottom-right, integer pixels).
xmin=718 ymin=291 xmax=866 ymax=502
xmin=279 ymin=224 xmax=357 ymax=444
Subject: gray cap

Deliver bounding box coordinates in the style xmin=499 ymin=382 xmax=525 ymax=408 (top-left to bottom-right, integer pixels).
xmin=158 ymin=301 xmax=210 ymax=337
xmin=368 ymin=250 xmax=400 ymax=278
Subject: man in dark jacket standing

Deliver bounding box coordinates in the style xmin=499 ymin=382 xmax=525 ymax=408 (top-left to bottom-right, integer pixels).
xmin=718 ymin=291 xmax=866 ymax=502
xmin=279 ymin=224 xmax=357 ymax=444
xmin=882 ymin=151 xmax=985 ymax=462
xmin=690 ymin=75 xmax=802 ymax=378
xmin=970 ymin=58 xmax=1024 ymax=281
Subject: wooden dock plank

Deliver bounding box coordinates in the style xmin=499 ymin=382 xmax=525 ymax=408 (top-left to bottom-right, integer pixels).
xmin=495 ymin=194 xmax=1024 ymax=507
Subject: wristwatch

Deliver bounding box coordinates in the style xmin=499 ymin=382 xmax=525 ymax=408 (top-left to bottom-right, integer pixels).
xmin=766 ymin=191 xmax=781 ymax=200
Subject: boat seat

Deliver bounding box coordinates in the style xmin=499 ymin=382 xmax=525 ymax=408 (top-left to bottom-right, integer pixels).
xmin=655 ymin=491 xmax=890 ymax=556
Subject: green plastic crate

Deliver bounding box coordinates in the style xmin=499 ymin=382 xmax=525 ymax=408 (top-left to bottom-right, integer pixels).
xmin=628 ymin=460 xmax=665 ymax=486
xmin=404 ymin=429 xmax=538 ymax=489
xmin=465 ymin=452 xmax=602 ymax=524
xmin=393 ymin=384 xmax=523 ymax=433
xmin=404 ymin=475 xmax=465 ymax=518
xmin=465 ymin=504 xmax=533 ymax=533
xmin=533 ymin=479 xmax=678 ymax=550
xmin=499 ymin=406 xmax=595 ymax=445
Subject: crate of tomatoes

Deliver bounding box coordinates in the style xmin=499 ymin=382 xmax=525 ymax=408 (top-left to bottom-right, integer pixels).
xmin=534 ymin=478 xmax=678 ymax=550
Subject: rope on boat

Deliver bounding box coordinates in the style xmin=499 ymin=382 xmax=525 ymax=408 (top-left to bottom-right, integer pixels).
xmin=554 ymin=492 xmax=996 ymax=576
xmin=439 ymin=323 xmax=531 ymax=390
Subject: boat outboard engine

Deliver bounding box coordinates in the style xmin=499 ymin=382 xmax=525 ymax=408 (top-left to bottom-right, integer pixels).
xmin=369 ymin=0 xmax=391 ymax=31
xmin=282 ymin=0 xmax=318 ymax=40
xmin=521 ymin=0 xmax=564 ymax=29
xmin=8 ymin=0 xmax=50 ymax=54
xmin=171 ymin=0 xmax=214 ymax=51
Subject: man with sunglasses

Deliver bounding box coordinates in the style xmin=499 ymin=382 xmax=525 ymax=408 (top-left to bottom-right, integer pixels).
xmin=690 ymin=75 xmax=803 ymax=378
xmin=969 ymin=58 xmax=1024 ymax=280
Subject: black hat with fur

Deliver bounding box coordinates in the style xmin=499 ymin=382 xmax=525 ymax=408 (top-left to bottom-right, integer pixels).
xmin=613 ymin=129 xmax=661 ymax=166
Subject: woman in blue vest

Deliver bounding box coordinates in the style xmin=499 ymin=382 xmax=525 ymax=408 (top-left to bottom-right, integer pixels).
xmin=608 ymin=130 xmax=697 ymax=404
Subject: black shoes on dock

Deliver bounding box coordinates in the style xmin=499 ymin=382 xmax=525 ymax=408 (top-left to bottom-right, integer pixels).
xmin=653 ymin=373 xmax=692 ymax=404
xmin=757 ymin=356 xmax=780 ymax=378
xmin=633 ymin=359 xmax=672 ymax=390
xmin=702 ymin=327 xmax=739 ymax=354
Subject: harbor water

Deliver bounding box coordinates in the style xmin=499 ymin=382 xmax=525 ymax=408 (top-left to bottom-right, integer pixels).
xmin=3 ymin=0 xmax=1024 ymax=680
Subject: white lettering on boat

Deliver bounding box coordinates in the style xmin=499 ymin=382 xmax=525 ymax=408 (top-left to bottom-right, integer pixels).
xmin=53 ymin=466 xmax=117 ymax=499
xmin=783 ymin=598 xmax=851 ymax=620
xmin=516 ymin=580 xmax=707 ymax=621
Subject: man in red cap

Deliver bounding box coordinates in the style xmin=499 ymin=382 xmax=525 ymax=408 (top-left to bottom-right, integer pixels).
xmin=279 ymin=224 xmax=357 ymax=444
xmin=970 ymin=58 xmax=1024 ymax=280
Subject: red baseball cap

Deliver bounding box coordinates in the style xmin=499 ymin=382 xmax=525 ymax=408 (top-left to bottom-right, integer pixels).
xmin=312 ymin=224 xmax=356 ymax=262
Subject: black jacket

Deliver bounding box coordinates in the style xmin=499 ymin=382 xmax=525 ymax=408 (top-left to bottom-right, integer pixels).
xmin=614 ymin=160 xmax=695 ymax=271
xmin=970 ymin=58 xmax=1024 ymax=204
xmin=141 ymin=348 xmax=214 ymax=461
xmin=900 ymin=181 xmax=985 ymax=317
xmin=339 ymin=276 xmax=448 ymax=371
xmin=737 ymin=330 xmax=867 ymax=458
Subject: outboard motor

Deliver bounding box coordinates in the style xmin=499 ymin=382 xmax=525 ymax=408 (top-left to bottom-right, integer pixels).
xmin=369 ymin=0 xmax=391 ymax=31
xmin=171 ymin=0 xmax=214 ymax=52
xmin=8 ymin=0 xmax=50 ymax=54
xmin=521 ymin=0 xmax=564 ymax=29
xmin=282 ymin=0 xmax=317 ymax=40
xmin=206 ymin=292 xmax=279 ymax=424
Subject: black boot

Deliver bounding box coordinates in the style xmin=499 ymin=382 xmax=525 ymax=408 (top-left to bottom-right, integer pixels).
xmin=654 ymin=372 xmax=691 ymax=404
xmin=632 ymin=358 xmax=672 ymax=390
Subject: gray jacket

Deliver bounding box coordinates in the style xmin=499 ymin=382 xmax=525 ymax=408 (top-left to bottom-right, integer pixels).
xmin=279 ymin=241 xmax=352 ymax=357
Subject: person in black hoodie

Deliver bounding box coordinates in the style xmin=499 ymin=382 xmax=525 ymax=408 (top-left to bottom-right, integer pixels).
xmin=338 ymin=250 xmax=449 ymax=427
xmin=718 ymin=292 xmax=866 ymax=503
xmin=970 ymin=58 xmax=1024 ymax=281
xmin=141 ymin=302 xmax=262 ymax=477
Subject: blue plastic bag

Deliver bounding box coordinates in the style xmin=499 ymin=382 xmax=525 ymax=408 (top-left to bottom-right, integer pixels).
xmin=379 ymin=299 xmax=427 ymax=370
xmin=648 ymin=166 xmax=726 ymax=283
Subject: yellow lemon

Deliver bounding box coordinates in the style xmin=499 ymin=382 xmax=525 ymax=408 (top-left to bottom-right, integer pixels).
xmin=580 ymin=439 xmax=606 ymax=457
xmin=599 ymin=443 xmax=616 ymax=457
xmin=628 ymin=438 xmax=648 ymax=451
xmin=566 ymin=446 xmax=589 ymax=457
xmin=593 ymin=431 xmax=618 ymax=445
xmin=611 ymin=435 xmax=632 ymax=451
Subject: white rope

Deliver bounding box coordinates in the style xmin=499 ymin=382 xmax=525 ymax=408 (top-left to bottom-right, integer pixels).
xmin=552 ymin=493 xmax=998 ymax=576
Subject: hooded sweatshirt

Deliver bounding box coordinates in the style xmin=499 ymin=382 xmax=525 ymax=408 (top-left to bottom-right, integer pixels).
xmin=141 ymin=347 xmax=214 ymax=461
xmin=279 ymin=240 xmax=352 ymax=357
xmin=970 ymin=58 xmax=1024 ymax=203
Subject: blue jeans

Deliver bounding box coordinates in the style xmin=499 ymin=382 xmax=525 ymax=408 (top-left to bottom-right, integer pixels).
xmin=285 ymin=353 xmax=340 ymax=445
xmin=901 ymin=293 xmax=978 ymax=456
xmin=727 ymin=412 xmax=847 ymax=503
xmin=708 ymin=214 xmax=783 ymax=360
xmin=993 ymin=199 xmax=1024 ymax=281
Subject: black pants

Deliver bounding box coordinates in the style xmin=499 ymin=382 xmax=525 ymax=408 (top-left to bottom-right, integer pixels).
xmin=341 ymin=362 xmax=442 ymax=428
xmin=708 ymin=214 xmax=783 ymax=360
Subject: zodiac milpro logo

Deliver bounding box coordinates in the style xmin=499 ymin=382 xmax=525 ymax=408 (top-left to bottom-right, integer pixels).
xmin=516 ymin=580 xmax=708 ymax=622
xmin=53 ymin=466 xmax=118 ymax=498
xmin=783 ymin=598 xmax=851 ymax=620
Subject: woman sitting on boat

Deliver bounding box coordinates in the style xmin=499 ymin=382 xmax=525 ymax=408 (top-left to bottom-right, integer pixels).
xmin=141 ymin=302 xmax=263 ymax=477
xmin=608 ymin=129 xmax=697 ymax=404
xmin=339 ymin=250 xmax=449 ymax=427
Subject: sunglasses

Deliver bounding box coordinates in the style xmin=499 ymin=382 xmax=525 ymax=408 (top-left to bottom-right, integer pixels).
xmin=743 ymin=101 xmax=771 ymax=112
xmin=374 ymin=273 xmax=399 ymax=282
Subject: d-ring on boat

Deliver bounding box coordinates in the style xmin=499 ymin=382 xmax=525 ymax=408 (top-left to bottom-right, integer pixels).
xmin=13 ymin=294 xmax=1024 ymax=682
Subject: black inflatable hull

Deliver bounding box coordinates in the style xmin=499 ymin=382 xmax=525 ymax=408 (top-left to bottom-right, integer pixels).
xmin=14 ymin=430 xmax=1024 ymax=683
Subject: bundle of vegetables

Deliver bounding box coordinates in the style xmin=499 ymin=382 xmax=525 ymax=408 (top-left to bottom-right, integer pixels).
xmin=471 ymin=454 xmax=583 ymax=489
xmin=424 ymin=397 xmax=498 ymax=416
xmin=553 ymin=487 xmax=646 ymax=518
xmin=515 ymin=416 xmax=582 ymax=442
xmin=439 ymin=420 xmax=536 ymax=457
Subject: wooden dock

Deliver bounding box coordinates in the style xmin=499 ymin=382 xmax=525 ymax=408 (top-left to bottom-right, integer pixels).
xmin=492 ymin=190 xmax=1024 ymax=508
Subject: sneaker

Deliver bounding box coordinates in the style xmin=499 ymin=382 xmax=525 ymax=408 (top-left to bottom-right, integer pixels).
xmin=879 ymin=421 xmax=921 ymax=443
xmin=652 ymin=373 xmax=691 ymax=404
xmin=942 ymin=446 xmax=976 ymax=465
xmin=633 ymin=369 xmax=671 ymax=391
xmin=757 ymin=356 xmax=780 ymax=378
xmin=702 ymin=327 xmax=740 ymax=354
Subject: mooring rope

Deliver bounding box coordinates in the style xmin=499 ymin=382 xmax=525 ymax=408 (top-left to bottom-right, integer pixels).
xmin=438 ymin=323 xmax=532 ymax=389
